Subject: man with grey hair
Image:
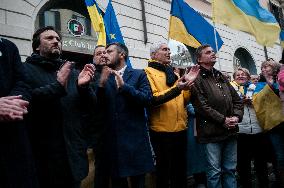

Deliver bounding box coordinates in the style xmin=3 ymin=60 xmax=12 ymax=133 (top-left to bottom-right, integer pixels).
xmin=145 ymin=42 xmax=200 ymax=188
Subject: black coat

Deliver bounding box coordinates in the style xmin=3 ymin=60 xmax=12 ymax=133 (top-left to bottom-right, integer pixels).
xmin=0 ymin=38 xmax=38 ymax=188
xmin=24 ymin=54 xmax=89 ymax=183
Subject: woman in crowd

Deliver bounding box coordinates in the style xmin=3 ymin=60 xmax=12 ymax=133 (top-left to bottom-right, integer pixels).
xmin=231 ymin=68 xmax=269 ymax=188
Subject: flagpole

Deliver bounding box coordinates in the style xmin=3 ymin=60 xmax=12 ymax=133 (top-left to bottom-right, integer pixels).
xmin=264 ymin=46 xmax=269 ymax=60
xmin=212 ymin=0 xmax=222 ymax=71
xmin=213 ymin=22 xmax=222 ymax=71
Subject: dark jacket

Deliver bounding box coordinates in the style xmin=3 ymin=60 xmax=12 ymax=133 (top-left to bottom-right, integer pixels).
xmin=24 ymin=54 xmax=89 ymax=182
xmin=81 ymin=64 xmax=106 ymax=148
xmin=87 ymin=66 xmax=155 ymax=177
xmin=0 ymin=38 xmax=38 ymax=188
xmin=191 ymin=66 xmax=243 ymax=143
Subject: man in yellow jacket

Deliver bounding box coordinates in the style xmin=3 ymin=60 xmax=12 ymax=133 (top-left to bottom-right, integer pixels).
xmin=145 ymin=42 xmax=199 ymax=188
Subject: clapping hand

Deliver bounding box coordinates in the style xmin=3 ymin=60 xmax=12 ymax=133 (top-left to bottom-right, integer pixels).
xmin=112 ymin=71 xmax=124 ymax=89
xmin=57 ymin=61 xmax=73 ymax=88
xmin=184 ymin=65 xmax=200 ymax=85
xmin=99 ymin=66 xmax=112 ymax=87
xmin=78 ymin=64 xmax=96 ymax=86
xmin=177 ymin=65 xmax=200 ymax=90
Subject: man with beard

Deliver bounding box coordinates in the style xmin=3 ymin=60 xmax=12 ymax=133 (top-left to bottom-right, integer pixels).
xmin=190 ymin=45 xmax=243 ymax=188
xmin=82 ymin=45 xmax=109 ymax=188
xmin=78 ymin=42 xmax=155 ymax=188
xmin=0 ymin=38 xmax=38 ymax=188
xmin=85 ymin=45 xmax=106 ymax=147
xmin=24 ymin=26 xmax=89 ymax=188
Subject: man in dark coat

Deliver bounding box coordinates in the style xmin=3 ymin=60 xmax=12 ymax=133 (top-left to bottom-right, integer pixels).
xmin=24 ymin=26 xmax=89 ymax=188
xmin=0 ymin=38 xmax=38 ymax=188
xmin=190 ymin=45 xmax=243 ymax=188
xmin=78 ymin=42 xmax=155 ymax=188
xmin=85 ymin=45 xmax=110 ymax=188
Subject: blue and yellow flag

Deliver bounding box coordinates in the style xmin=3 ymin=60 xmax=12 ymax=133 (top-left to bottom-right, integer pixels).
xmin=253 ymin=82 xmax=284 ymax=131
xmin=169 ymin=0 xmax=223 ymax=51
xmin=104 ymin=0 xmax=124 ymax=44
xmin=213 ymin=0 xmax=280 ymax=47
xmin=280 ymin=30 xmax=284 ymax=47
xmin=85 ymin=0 xmax=106 ymax=46
xmin=104 ymin=0 xmax=131 ymax=67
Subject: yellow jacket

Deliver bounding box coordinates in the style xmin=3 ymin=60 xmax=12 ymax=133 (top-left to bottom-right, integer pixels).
xmin=145 ymin=66 xmax=190 ymax=132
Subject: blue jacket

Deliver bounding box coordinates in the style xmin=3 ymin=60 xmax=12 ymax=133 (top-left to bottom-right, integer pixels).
xmin=94 ymin=66 xmax=155 ymax=177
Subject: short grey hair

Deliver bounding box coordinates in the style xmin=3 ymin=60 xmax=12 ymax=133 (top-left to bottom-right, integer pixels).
xmin=150 ymin=42 xmax=168 ymax=55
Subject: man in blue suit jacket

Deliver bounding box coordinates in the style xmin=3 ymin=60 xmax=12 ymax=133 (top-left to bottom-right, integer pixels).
xmin=78 ymin=42 xmax=155 ymax=188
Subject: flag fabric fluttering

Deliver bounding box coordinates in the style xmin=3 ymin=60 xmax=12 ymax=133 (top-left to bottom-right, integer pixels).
xmin=169 ymin=0 xmax=223 ymax=51
xmin=104 ymin=0 xmax=131 ymax=67
xmin=85 ymin=0 xmax=106 ymax=46
xmin=280 ymin=30 xmax=284 ymax=47
xmin=213 ymin=0 xmax=280 ymax=47
xmin=253 ymin=83 xmax=284 ymax=131
xmin=104 ymin=0 xmax=124 ymax=44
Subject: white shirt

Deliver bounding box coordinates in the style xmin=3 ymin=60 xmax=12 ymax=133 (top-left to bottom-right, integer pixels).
xmin=117 ymin=65 xmax=127 ymax=77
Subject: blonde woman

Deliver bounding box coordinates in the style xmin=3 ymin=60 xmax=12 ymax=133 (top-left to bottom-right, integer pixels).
xmin=231 ymin=68 xmax=269 ymax=188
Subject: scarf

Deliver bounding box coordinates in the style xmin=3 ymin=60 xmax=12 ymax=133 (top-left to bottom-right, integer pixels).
xmin=26 ymin=53 xmax=64 ymax=71
xmin=148 ymin=60 xmax=177 ymax=87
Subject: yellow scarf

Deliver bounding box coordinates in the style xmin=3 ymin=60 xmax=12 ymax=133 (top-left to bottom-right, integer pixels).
xmin=230 ymin=80 xmax=244 ymax=96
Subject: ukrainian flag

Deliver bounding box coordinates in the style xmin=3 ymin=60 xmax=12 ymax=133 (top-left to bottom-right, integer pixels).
xmin=169 ymin=0 xmax=223 ymax=51
xmin=253 ymin=82 xmax=284 ymax=131
xmin=85 ymin=0 xmax=106 ymax=46
xmin=280 ymin=30 xmax=284 ymax=47
xmin=213 ymin=0 xmax=280 ymax=47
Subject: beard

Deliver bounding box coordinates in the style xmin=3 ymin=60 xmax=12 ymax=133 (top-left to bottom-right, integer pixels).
xmin=48 ymin=51 xmax=61 ymax=59
xmin=106 ymin=55 xmax=120 ymax=69
xmin=41 ymin=47 xmax=61 ymax=60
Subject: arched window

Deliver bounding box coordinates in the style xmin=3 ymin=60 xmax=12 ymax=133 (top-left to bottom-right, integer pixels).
xmin=233 ymin=48 xmax=257 ymax=74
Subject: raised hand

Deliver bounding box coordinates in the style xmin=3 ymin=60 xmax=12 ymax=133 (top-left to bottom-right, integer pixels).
xmin=99 ymin=66 xmax=112 ymax=87
xmin=57 ymin=61 xmax=73 ymax=88
xmin=78 ymin=64 xmax=96 ymax=86
xmin=112 ymin=71 xmax=124 ymax=89
xmin=177 ymin=75 xmax=191 ymax=90
xmin=184 ymin=65 xmax=200 ymax=85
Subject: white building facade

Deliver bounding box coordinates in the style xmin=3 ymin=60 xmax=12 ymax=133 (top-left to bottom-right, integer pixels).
xmin=0 ymin=0 xmax=283 ymax=74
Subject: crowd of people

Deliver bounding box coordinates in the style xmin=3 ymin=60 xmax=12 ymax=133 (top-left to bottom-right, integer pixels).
xmin=0 ymin=26 xmax=284 ymax=188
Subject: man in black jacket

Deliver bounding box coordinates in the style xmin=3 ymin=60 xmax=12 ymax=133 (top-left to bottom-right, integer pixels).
xmin=24 ymin=26 xmax=89 ymax=188
xmin=0 ymin=38 xmax=38 ymax=188
xmin=190 ymin=45 xmax=243 ymax=188
xmin=89 ymin=45 xmax=111 ymax=188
